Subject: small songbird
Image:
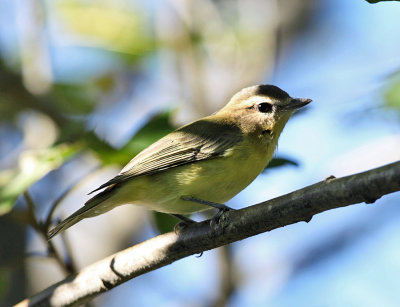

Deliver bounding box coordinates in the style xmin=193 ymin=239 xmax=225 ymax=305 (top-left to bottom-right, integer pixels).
xmin=48 ymin=85 xmax=311 ymax=239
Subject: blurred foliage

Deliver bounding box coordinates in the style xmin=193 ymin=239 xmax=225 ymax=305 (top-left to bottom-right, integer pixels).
xmin=0 ymin=271 xmax=5 ymax=298
xmin=0 ymin=0 xmax=160 ymax=214
xmin=153 ymin=212 xmax=181 ymax=234
xmin=0 ymin=145 xmax=79 ymax=215
xmin=384 ymin=75 xmax=400 ymax=111
xmin=55 ymin=0 xmax=155 ymax=59
xmin=264 ymin=157 xmax=299 ymax=170
xmin=84 ymin=112 xmax=175 ymax=166
xmin=51 ymin=83 xmax=97 ymax=115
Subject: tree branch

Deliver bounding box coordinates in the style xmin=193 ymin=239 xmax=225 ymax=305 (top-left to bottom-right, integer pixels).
xmin=17 ymin=161 xmax=400 ymax=307
xmin=366 ymin=0 xmax=400 ymax=4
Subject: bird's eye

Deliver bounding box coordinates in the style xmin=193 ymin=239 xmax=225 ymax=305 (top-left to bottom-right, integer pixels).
xmin=258 ymin=102 xmax=273 ymax=113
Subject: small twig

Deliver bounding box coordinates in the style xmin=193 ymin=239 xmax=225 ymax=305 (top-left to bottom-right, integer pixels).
xmin=60 ymin=231 xmax=78 ymax=273
xmin=44 ymin=189 xmax=75 ymax=232
xmin=23 ymin=191 xmax=40 ymax=230
xmin=23 ymin=191 xmax=74 ymax=276
xmin=39 ymin=166 xmax=102 ymax=274
xmin=44 ymin=228 xmax=75 ymax=275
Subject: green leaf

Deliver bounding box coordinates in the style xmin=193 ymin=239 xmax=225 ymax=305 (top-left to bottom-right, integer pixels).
xmin=120 ymin=112 xmax=175 ymax=157
xmin=56 ymin=1 xmax=155 ymax=60
xmin=384 ymin=78 xmax=400 ymax=111
xmin=0 ymin=144 xmax=79 ymax=215
xmin=262 ymin=156 xmax=299 ymax=173
xmin=51 ymin=83 xmax=96 ymax=115
xmin=152 ymin=212 xmax=180 ymax=234
xmin=82 ymin=131 xmax=120 ymax=165
xmin=89 ymin=111 xmax=175 ymax=166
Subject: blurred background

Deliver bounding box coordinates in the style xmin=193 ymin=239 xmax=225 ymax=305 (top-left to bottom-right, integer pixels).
xmin=1 ymin=0 xmax=400 ymax=306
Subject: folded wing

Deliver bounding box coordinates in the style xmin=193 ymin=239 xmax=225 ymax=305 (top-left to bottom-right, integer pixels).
xmin=90 ymin=118 xmax=243 ymax=193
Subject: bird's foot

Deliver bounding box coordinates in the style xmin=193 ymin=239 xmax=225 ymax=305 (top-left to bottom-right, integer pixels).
xmin=210 ymin=206 xmax=234 ymax=230
xmin=180 ymin=195 xmax=234 ymax=230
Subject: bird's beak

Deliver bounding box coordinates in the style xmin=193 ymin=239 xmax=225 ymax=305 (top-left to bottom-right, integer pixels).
xmin=284 ymin=98 xmax=312 ymax=110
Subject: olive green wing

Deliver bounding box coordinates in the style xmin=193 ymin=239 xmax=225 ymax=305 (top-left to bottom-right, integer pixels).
xmin=89 ymin=118 xmax=242 ymax=193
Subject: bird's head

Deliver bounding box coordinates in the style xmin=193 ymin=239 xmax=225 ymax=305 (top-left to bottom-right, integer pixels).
xmin=218 ymin=84 xmax=312 ymax=138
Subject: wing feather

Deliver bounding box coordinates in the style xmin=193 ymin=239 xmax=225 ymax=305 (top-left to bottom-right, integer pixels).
xmin=89 ymin=118 xmax=242 ymax=193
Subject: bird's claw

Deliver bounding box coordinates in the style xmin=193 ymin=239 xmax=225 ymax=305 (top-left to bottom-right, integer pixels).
xmin=210 ymin=207 xmax=234 ymax=230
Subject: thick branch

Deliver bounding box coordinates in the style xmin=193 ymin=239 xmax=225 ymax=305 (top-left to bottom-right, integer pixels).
xmin=17 ymin=161 xmax=400 ymax=307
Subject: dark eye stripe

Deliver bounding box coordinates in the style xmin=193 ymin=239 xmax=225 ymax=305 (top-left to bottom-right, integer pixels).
xmin=258 ymin=102 xmax=273 ymax=113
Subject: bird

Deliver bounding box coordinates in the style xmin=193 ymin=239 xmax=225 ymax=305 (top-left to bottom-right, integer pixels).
xmin=47 ymin=84 xmax=311 ymax=239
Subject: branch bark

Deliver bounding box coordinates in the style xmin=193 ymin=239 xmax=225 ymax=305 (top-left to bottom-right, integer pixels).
xmin=17 ymin=161 xmax=400 ymax=307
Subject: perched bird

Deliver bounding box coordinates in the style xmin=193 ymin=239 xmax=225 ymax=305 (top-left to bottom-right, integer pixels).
xmin=48 ymin=85 xmax=311 ymax=239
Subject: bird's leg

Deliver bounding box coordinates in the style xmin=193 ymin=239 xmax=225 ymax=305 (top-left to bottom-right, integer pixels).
xmin=180 ymin=195 xmax=233 ymax=211
xmin=180 ymin=195 xmax=234 ymax=227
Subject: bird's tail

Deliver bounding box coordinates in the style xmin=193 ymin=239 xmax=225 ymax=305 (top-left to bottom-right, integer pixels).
xmin=47 ymin=187 xmax=116 ymax=240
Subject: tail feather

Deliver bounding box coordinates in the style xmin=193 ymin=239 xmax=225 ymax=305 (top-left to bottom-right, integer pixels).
xmin=47 ymin=214 xmax=82 ymax=240
xmin=47 ymin=187 xmax=116 ymax=240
